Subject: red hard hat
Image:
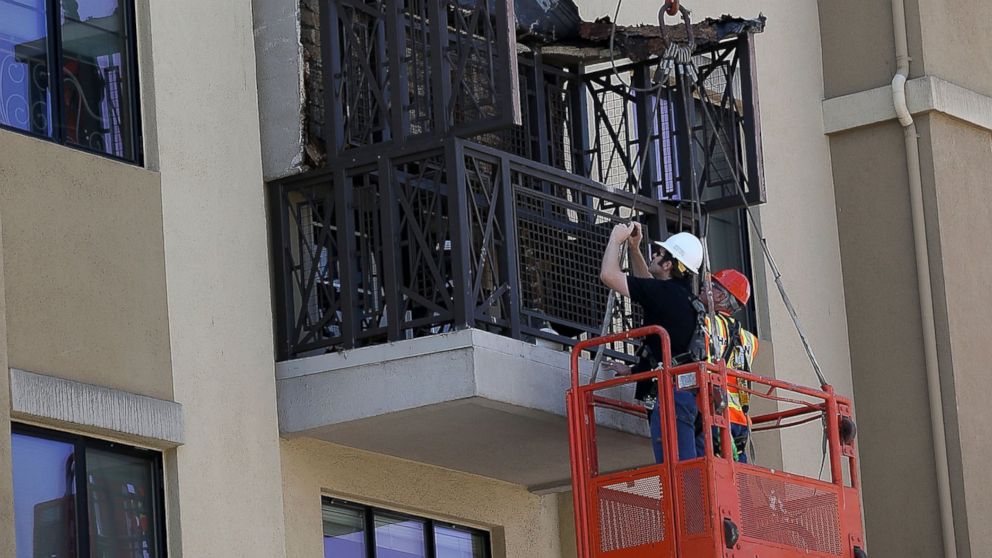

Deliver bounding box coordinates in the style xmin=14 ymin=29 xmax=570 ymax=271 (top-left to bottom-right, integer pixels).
xmin=713 ymin=269 xmax=751 ymax=306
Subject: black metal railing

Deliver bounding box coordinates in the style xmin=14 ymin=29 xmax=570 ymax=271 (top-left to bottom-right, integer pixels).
xmin=318 ymin=0 xmax=518 ymax=163
xmin=270 ymin=137 xmax=662 ymax=361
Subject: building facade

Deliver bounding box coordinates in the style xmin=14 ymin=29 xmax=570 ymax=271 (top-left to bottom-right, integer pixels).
xmin=0 ymin=0 xmax=989 ymax=557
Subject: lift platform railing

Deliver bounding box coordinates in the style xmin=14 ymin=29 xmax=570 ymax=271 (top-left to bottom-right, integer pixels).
xmin=568 ymin=325 xmax=867 ymax=558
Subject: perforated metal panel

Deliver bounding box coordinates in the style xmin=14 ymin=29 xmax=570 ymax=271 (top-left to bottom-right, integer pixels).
xmin=597 ymin=476 xmax=666 ymax=553
xmin=680 ymin=466 xmax=708 ymax=535
xmin=737 ymin=471 xmax=842 ymax=555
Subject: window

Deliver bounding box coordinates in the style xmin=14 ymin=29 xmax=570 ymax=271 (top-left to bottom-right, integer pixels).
xmin=322 ymin=497 xmax=490 ymax=558
xmin=11 ymin=424 xmax=165 ymax=558
xmin=0 ymin=0 xmax=141 ymax=162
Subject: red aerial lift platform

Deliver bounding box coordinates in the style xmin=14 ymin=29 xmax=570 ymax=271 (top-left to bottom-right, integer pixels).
xmin=567 ymin=326 xmax=867 ymax=558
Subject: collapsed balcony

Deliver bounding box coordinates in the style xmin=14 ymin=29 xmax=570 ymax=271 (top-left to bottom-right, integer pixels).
xmin=273 ymin=0 xmax=765 ymax=360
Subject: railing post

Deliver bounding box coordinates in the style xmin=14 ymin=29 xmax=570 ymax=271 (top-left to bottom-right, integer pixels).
xmin=428 ymin=0 xmax=451 ymax=135
xmin=321 ymin=0 xmax=345 ymax=156
xmin=531 ymin=51 xmax=550 ymax=167
xmin=385 ymin=0 xmax=407 ymax=143
xmin=497 ymin=155 xmax=521 ymax=338
xmin=334 ymin=167 xmax=358 ymax=348
xmin=569 ymin=64 xmax=592 ymax=178
xmin=739 ymin=33 xmax=766 ymax=205
xmin=268 ymin=182 xmax=294 ymax=360
xmin=673 ymin=64 xmax=700 ymax=208
xmin=447 ymin=139 xmax=474 ymax=328
xmin=378 ymin=157 xmax=403 ymax=341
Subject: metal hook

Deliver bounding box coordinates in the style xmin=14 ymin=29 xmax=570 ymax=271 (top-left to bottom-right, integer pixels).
xmin=658 ymin=1 xmax=695 ymax=52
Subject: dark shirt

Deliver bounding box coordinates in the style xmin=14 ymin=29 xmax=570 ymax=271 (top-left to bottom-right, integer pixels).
xmin=626 ymin=275 xmax=697 ymax=399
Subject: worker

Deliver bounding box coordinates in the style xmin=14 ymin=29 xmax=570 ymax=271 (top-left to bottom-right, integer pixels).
xmin=702 ymin=269 xmax=759 ymax=462
xmin=600 ymin=222 xmax=703 ymax=462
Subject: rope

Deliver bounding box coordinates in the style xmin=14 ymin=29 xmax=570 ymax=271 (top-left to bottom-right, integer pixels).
xmin=590 ymin=4 xmax=694 ymax=383
xmin=679 ymin=56 xmax=829 ymax=388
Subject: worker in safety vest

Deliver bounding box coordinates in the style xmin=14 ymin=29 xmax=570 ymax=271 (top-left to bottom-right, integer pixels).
xmin=600 ymin=222 xmax=704 ymax=463
xmin=702 ymin=269 xmax=759 ymax=462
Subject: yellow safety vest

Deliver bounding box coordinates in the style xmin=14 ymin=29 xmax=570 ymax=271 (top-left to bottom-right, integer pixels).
xmin=703 ymin=314 xmax=759 ymax=426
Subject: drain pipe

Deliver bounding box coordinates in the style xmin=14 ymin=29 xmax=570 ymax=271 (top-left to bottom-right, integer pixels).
xmin=891 ymin=1 xmax=956 ymax=556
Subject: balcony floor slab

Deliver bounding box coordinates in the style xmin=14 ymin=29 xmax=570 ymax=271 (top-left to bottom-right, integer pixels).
xmin=276 ymin=328 xmax=654 ymax=490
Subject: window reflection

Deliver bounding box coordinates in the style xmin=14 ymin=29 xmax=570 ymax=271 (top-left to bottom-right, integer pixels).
xmin=58 ymin=0 xmax=135 ymax=159
xmin=12 ymin=433 xmax=77 ymax=558
xmin=1 ymin=0 xmax=139 ymax=161
xmin=374 ymin=514 xmax=426 ymax=558
xmin=0 ymin=0 xmax=53 ymax=135
xmin=322 ymin=498 xmax=489 ymax=558
xmin=323 ymin=504 xmax=368 ymax=558
xmin=434 ymin=525 xmax=487 ymax=558
xmin=86 ymin=448 xmax=159 ymax=558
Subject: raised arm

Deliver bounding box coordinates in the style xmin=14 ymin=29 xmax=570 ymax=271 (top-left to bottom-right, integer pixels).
xmin=627 ymin=222 xmax=650 ymax=278
xmin=600 ymin=223 xmax=632 ymax=297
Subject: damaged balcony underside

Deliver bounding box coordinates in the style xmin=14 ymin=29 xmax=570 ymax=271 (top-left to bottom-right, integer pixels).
xmin=531 ymin=13 xmax=766 ymax=63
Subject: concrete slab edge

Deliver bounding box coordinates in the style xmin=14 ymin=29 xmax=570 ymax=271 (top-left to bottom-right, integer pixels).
xmin=9 ymin=368 xmax=185 ymax=448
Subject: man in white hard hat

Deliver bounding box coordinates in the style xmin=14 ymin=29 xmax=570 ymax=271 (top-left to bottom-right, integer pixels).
xmin=600 ymin=222 xmax=704 ymax=462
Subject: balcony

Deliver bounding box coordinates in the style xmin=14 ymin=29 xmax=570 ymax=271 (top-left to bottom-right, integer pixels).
xmin=266 ymin=2 xmax=766 ymax=487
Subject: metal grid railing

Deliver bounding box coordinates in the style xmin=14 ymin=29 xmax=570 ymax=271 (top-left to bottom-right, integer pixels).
xmin=597 ymin=475 xmax=667 ymax=552
xmin=736 ymin=471 xmax=843 ymax=555
xmin=320 ymin=0 xmax=517 ymax=163
xmin=270 ymin=137 xmax=661 ymax=360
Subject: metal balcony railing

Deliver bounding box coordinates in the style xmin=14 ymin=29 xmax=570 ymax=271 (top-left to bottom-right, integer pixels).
xmin=270 ymin=137 xmax=665 ymax=361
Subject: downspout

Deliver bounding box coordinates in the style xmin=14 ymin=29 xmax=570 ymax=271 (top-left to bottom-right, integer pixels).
xmin=890 ymin=1 xmax=957 ymax=556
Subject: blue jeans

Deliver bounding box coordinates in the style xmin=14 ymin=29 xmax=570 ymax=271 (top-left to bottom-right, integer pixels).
xmin=649 ymin=389 xmax=700 ymax=463
xmin=732 ymin=423 xmax=750 ymax=463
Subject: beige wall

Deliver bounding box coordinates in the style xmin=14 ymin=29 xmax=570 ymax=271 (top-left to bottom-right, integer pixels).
xmin=146 ymin=0 xmax=287 ymax=555
xmin=0 ymin=130 xmax=173 ymax=400
xmin=0 ymin=209 xmax=16 ymax=557
xmin=828 ymin=120 xmax=945 ymax=557
xmin=917 ymin=1 xmax=992 ymax=98
xmin=816 ymin=0 xmax=926 ymax=98
xmin=927 ymin=113 xmax=992 ymax=554
xmin=282 ymin=439 xmax=562 ymax=558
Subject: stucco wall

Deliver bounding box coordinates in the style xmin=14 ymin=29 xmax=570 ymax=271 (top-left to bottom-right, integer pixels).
xmin=917 ymin=1 xmax=992 ymax=99
xmin=928 ymin=113 xmax=992 ymax=555
xmin=146 ymin=0 xmax=287 ymax=555
xmin=0 ymin=211 xmax=16 ymax=557
xmin=0 ymin=130 xmax=173 ymax=400
xmin=816 ymin=0 xmax=925 ymax=99
xmin=282 ymin=438 xmax=563 ymax=558
xmin=828 ymin=120 xmax=943 ymax=557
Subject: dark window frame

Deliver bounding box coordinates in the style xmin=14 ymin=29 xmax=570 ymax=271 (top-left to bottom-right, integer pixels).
xmin=322 ymin=496 xmax=491 ymax=558
xmin=11 ymin=422 xmax=167 ymax=558
xmin=0 ymin=0 xmax=144 ymax=165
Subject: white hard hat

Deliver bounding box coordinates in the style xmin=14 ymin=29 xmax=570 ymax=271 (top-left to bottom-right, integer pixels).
xmin=655 ymin=232 xmax=703 ymax=274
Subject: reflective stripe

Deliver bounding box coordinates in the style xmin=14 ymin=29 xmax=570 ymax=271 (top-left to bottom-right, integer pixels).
xmin=703 ymin=314 xmax=758 ymax=426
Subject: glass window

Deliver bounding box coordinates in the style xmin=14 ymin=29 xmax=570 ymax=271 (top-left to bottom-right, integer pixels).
xmin=86 ymin=448 xmax=160 ymax=558
xmin=12 ymin=433 xmax=76 ymax=558
xmin=324 ymin=504 xmax=368 ymax=558
xmin=322 ymin=498 xmax=490 ymax=558
xmin=0 ymin=0 xmax=140 ymax=162
xmin=434 ymin=525 xmax=487 ymax=558
xmin=11 ymin=424 xmax=165 ymax=558
xmin=374 ymin=514 xmax=426 ymax=558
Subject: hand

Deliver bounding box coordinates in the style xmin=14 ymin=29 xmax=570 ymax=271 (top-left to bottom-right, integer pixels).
xmin=627 ymin=222 xmax=643 ymax=247
xmin=601 ymin=361 xmax=632 ymax=376
xmin=609 ymin=223 xmax=634 ymax=245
